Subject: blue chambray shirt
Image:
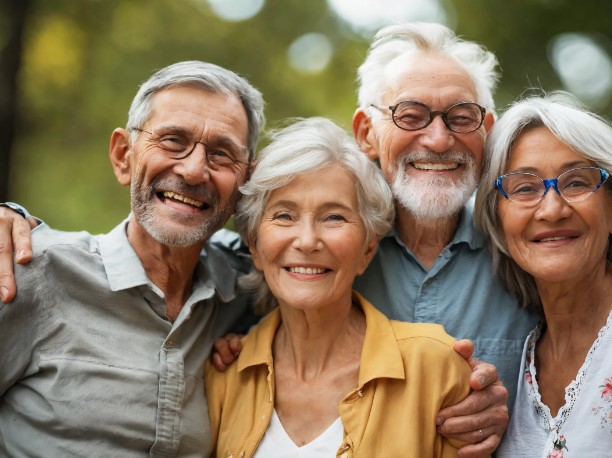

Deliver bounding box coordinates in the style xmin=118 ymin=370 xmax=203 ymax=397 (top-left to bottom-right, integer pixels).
xmin=353 ymin=199 xmax=541 ymax=408
xmin=0 ymin=219 xmax=251 ymax=457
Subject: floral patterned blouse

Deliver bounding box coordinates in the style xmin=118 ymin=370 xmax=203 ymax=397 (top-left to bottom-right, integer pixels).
xmin=497 ymin=311 xmax=612 ymax=458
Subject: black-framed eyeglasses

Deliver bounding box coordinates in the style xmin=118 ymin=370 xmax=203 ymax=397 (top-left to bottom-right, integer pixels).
xmin=494 ymin=166 xmax=610 ymax=207
xmin=370 ymin=101 xmax=486 ymax=133
xmin=131 ymin=127 xmax=249 ymax=169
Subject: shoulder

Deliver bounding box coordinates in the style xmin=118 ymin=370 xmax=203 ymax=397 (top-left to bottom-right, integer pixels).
xmin=30 ymin=224 xmax=99 ymax=256
xmin=390 ymin=321 xmax=470 ymax=374
xmin=12 ymin=225 xmax=101 ymax=303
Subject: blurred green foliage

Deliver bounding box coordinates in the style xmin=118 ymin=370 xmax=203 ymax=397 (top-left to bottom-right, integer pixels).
xmin=4 ymin=0 xmax=612 ymax=233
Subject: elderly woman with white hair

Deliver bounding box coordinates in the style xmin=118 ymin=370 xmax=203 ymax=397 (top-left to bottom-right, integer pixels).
xmin=205 ymin=117 xmax=477 ymax=457
xmin=475 ymin=92 xmax=612 ymax=457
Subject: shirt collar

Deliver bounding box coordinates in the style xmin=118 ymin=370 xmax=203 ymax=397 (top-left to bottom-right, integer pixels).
xmin=235 ymin=292 xmax=407 ymax=384
xmin=98 ymin=216 xmax=240 ymax=302
xmin=353 ymin=292 xmax=405 ymax=385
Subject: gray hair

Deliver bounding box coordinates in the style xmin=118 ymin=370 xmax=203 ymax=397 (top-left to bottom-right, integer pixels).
xmin=475 ymin=91 xmax=612 ymax=309
xmin=357 ymin=22 xmax=499 ymax=115
xmin=126 ymin=60 xmax=265 ymax=157
xmin=235 ymin=117 xmax=395 ymax=314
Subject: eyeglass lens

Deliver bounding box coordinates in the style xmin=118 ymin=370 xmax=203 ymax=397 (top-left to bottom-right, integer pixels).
xmin=393 ymin=102 xmax=483 ymax=133
xmin=144 ymin=130 xmax=247 ymax=167
xmin=499 ymin=167 xmax=606 ymax=204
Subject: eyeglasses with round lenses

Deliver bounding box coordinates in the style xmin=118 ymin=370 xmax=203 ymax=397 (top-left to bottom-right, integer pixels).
xmin=370 ymin=101 xmax=486 ymax=133
xmin=494 ymin=166 xmax=610 ymax=206
xmin=132 ymin=127 xmax=249 ymax=170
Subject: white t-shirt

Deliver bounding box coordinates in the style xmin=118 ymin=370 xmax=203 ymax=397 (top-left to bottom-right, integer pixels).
xmin=497 ymin=311 xmax=612 ymax=457
xmin=253 ymin=410 xmax=343 ymax=458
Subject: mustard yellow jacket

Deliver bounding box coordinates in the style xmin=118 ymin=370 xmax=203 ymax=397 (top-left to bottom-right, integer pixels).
xmin=205 ymin=292 xmax=482 ymax=457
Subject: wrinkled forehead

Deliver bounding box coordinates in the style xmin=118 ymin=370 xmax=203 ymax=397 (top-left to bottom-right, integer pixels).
xmin=381 ymin=51 xmax=478 ymax=106
xmin=146 ymin=85 xmax=249 ymax=144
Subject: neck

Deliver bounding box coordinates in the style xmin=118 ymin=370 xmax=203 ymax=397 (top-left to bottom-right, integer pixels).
xmin=395 ymin=206 xmax=460 ymax=269
xmin=127 ymin=216 xmax=204 ymax=321
xmin=274 ymin=297 xmax=366 ymax=380
xmin=536 ymin=266 xmax=612 ymax=355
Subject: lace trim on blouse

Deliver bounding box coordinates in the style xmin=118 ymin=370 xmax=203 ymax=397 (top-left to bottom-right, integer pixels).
xmin=525 ymin=310 xmax=612 ymax=434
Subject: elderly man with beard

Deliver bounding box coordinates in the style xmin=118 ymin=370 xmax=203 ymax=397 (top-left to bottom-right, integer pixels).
xmin=350 ymin=23 xmax=541 ymax=455
xmin=0 ymin=60 xmax=264 ymax=457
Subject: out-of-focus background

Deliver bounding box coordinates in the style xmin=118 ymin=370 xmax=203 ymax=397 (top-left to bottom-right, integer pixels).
xmin=1 ymin=0 xmax=611 ymax=233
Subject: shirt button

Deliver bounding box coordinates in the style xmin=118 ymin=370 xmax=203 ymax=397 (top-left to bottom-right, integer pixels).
xmin=166 ymin=339 xmax=174 ymax=347
xmin=424 ymin=278 xmax=433 ymax=285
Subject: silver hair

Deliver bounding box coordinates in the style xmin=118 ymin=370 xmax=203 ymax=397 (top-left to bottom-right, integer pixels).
xmin=475 ymin=91 xmax=612 ymax=309
xmin=126 ymin=60 xmax=265 ymax=157
xmin=235 ymin=117 xmax=396 ymax=314
xmin=356 ymin=22 xmax=499 ymax=115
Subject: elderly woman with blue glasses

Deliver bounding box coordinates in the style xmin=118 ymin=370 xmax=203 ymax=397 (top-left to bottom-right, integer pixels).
xmin=475 ymin=92 xmax=612 ymax=457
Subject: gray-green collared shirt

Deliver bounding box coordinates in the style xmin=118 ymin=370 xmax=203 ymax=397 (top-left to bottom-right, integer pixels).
xmin=0 ymin=219 xmax=251 ymax=457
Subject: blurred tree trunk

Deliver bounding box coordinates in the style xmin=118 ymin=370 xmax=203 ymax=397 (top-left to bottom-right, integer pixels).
xmin=0 ymin=0 xmax=29 ymax=202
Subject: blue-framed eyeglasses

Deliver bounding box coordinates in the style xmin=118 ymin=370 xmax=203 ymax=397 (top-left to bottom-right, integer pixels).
xmin=494 ymin=166 xmax=610 ymax=206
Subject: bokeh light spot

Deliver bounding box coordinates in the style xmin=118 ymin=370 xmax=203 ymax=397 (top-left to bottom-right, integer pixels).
xmin=288 ymin=33 xmax=334 ymax=74
xmin=203 ymin=0 xmax=265 ymax=22
xmin=548 ymin=33 xmax=612 ymax=108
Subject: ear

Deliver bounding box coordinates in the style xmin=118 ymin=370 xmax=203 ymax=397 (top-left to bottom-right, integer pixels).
xmin=109 ymin=128 xmax=133 ymax=186
xmin=248 ymin=237 xmax=263 ymax=271
xmin=356 ymin=235 xmax=381 ymax=275
xmin=483 ymin=112 xmax=495 ymax=134
xmin=352 ymin=109 xmax=380 ymax=161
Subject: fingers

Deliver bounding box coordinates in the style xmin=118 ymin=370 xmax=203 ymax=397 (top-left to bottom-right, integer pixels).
xmin=456 ymin=434 xmax=501 ymax=458
xmin=437 ymin=384 xmax=509 ymax=457
xmin=469 ymin=360 xmax=499 ymax=391
xmin=211 ymin=333 xmax=243 ymax=372
xmin=13 ymin=216 xmax=35 ymax=264
xmin=438 ymin=382 xmax=509 ymax=429
xmin=0 ymin=208 xmax=33 ymax=303
xmin=452 ymin=339 xmax=475 ymax=365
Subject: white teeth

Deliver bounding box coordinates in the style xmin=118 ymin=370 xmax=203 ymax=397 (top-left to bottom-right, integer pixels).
xmin=412 ymin=162 xmax=459 ymax=171
xmin=540 ymin=236 xmax=570 ymax=242
xmin=288 ymin=267 xmax=326 ymax=274
xmin=163 ymin=191 xmax=203 ymax=208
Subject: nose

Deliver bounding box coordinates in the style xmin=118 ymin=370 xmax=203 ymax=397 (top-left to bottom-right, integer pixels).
xmin=176 ymin=142 xmax=211 ymax=184
xmin=292 ymin=219 xmax=322 ymax=252
xmin=534 ymin=186 xmax=572 ymax=222
xmin=418 ymin=115 xmax=455 ymax=153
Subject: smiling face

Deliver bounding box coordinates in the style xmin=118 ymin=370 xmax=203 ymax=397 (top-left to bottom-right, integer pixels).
xmin=498 ymin=127 xmax=612 ymax=285
xmin=249 ymin=165 xmax=378 ymax=312
xmin=116 ymin=85 xmax=249 ymax=248
xmin=357 ymin=51 xmax=493 ymax=221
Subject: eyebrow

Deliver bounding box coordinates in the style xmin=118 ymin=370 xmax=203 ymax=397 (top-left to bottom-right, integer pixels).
xmin=265 ymin=200 xmax=356 ymax=213
xmin=509 ymin=160 xmax=593 ymax=175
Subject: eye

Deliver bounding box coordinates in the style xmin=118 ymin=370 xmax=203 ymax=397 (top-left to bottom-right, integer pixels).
xmin=158 ymin=134 xmax=190 ymax=152
xmin=271 ymin=211 xmax=293 ymax=221
xmin=326 ymin=213 xmax=347 ymax=221
xmin=511 ymin=183 xmax=540 ymax=195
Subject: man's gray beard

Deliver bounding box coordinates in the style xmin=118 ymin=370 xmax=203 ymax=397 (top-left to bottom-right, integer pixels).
xmin=390 ymin=152 xmax=478 ymax=226
xmin=131 ymin=177 xmax=239 ymax=248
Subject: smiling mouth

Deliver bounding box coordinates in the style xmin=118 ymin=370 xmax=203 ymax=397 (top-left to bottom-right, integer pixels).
xmin=535 ymin=236 xmax=576 ymax=242
xmin=160 ymin=191 xmax=208 ymax=210
xmin=286 ymin=266 xmax=329 ymax=274
xmin=411 ymin=162 xmax=460 ymax=171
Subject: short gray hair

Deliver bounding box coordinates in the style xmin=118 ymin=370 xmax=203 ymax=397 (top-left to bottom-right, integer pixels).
xmin=357 ymin=22 xmax=499 ymax=115
xmin=475 ymin=91 xmax=612 ymax=309
xmin=235 ymin=117 xmax=395 ymax=314
xmin=126 ymin=61 xmax=265 ymax=157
